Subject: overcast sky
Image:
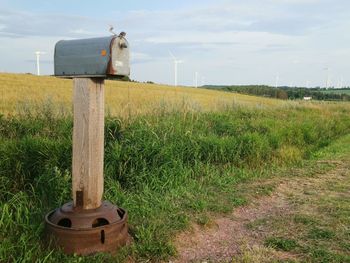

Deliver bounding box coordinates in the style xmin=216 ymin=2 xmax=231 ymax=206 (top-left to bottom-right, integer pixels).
xmin=0 ymin=0 xmax=349 ymax=87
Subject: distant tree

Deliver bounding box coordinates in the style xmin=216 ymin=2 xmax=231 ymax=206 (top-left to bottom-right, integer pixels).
xmin=204 ymin=84 xmax=350 ymax=102
xmin=276 ymin=90 xmax=288 ymax=100
xmin=107 ymin=75 xmax=132 ymax=82
xmin=120 ymin=76 xmax=131 ymax=82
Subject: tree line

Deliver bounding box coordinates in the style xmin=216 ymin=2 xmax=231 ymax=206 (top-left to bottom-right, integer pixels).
xmin=204 ymin=85 xmax=350 ymax=101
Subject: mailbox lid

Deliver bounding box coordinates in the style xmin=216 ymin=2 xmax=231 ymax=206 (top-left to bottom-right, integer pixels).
xmin=110 ymin=37 xmax=130 ymax=76
xmin=54 ymin=36 xmax=114 ymax=77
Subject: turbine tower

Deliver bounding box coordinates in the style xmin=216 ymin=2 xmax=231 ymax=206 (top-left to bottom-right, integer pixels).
xmin=340 ymin=76 xmax=344 ymax=89
xmin=306 ymin=80 xmax=310 ymax=89
xmin=195 ymin=71 xmax=199 ymax=88
xmin=35 ymin=51 xmax=46 ymax=76
xmin=324 ymin=67 xmax=330 ymax=89
xmin=169 ymin=51 xmax=183 ymax=87
xmin=275 ymin=73 xmax=279 ymax=88
xmin=201 ymin=76 xmax=205 ymax=86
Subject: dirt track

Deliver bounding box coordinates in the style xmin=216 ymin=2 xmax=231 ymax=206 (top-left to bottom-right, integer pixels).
xmin=173 ymin=160 xmax=349 ymax=262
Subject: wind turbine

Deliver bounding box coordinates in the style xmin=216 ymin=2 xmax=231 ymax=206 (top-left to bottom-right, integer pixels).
xmin=338 ymin=76 xmax=344 ymax=89
xmin=324 ymin=67 xmax=330 ymax=89
xmin=169 ymin=51 xmax=183 ymax=87
xmin=306 ymin=80 xmax=310 ymax=89
xmin=275 ymin=73 xmax=279 ymax=88
xmin=35 ymin=51 xmax=46 ymax=76
xmin=201 ymin=76 xmax=205 ymax=86
xmin=195 ymin=71 xmax=199 ymax=88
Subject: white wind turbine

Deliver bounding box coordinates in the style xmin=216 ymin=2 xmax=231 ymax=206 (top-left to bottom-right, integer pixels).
xmin=195 ymin=71 xmax=199 ymax=88
xmin=169 ymin=51 xmax=183 ymax=87
xmin=305 ymin=80 xmax=310 ymax=89
xmin=200 ymin=76 xmax=205 ymax=86
xmin=275 ymin=73 xmax=279 ymax=88
xmin=324 ymin=67 xmax=330 ymax=89
xmin=35 ymin=51 xmax=46 ymax=76
xmin=340 ymin=76 xmax=344 ymax=89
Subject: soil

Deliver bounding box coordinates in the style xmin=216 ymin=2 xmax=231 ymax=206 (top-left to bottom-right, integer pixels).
xmin=172 ymin=160 xmax=348 ymax=262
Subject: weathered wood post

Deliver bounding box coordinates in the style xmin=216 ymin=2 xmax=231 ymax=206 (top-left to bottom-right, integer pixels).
xmin=72 ymin=78 xmax=105 ymax=210
xmin=45 ymin=34 xmax=130 ymax=255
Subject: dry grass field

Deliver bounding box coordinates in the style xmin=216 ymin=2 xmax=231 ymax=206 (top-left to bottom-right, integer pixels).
xmin=2 ymin=73 xmax=348 ymax=118
xmin=0 ymin=73 xmax=291 ymax=116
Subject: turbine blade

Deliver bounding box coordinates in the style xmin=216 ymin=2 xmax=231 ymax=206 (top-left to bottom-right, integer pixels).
xmin=169 ymin=51 xmax=176 ymax=60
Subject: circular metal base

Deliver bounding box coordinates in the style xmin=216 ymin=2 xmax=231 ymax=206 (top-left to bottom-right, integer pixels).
xmin=45 ymin=201 xmax=128 ymax=255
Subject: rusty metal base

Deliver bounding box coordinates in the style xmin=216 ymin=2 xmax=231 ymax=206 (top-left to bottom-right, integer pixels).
xmin=45 ymin=201 xmax=128 ymax=255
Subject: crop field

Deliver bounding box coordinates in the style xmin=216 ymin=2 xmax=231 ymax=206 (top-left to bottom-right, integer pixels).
xmin=0 ymin=73 xmax=287 ymax=117
xmin=1 ymin=74 xmax=350 ymax=262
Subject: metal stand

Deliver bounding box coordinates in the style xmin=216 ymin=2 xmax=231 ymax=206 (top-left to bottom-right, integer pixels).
xmin=45 ymin=201 xmax=128 ymax=255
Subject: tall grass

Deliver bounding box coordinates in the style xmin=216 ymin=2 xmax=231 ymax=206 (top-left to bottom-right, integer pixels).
xmin=1 ymin=101 xmax=350 ymax=262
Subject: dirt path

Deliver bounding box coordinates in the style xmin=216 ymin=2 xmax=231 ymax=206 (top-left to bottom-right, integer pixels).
xmin=173 ymin=160 xmax=349 ymax=262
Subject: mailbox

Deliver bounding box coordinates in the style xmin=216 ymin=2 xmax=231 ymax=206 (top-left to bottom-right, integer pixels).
xmin=54 ymin=35 xmax=130 ymax=77
xmin=46 ymin=34 xmax=130 ymax=255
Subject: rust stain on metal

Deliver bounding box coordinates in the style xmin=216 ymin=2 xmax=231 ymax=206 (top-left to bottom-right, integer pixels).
xmin=107 ymin=36 xmax=117 ymax=75
xmin=45 ymin=201 xmax=129 ymax=255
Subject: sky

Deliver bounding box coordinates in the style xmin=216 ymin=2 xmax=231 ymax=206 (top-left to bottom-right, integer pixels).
xmin=0 ymin=0 xmax=349 ymax=87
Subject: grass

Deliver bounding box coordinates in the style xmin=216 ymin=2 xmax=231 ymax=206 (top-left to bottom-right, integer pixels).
xmin=1 ymin=74 xmax=350 ymax=262
xmin=240 ymin=134 xmax=350 ymax=263
xmin=264 ymin=237 xmax=299 ymax=252
xmin=0 ymin=73 xmax=287 ymax=116
xmin=2 ymin=73 xmax=350 ymax=118
xmin=1 ymin=101 xmax=350 ymax=262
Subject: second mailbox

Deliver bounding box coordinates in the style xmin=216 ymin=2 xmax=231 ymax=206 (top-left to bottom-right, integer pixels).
xmin=54 ymin=35 xmax=130 ymax=77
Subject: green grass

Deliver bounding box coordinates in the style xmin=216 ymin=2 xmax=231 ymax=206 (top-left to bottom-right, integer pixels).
xmin=308 ymin=227 xmax=335 ymax=240
xmin=243 ymin=134 xmax=350 ymax=263
xmin=264 ymin=237 xmax=299 ymax=251
xmin=1 ymin=103 xmax=350 ymax=262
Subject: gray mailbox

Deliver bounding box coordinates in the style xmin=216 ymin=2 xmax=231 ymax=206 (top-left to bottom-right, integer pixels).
xmin=54 ymin=35 xmax=130 ymax=77
xmin=46 ymin=34 xmax=130 ymax=255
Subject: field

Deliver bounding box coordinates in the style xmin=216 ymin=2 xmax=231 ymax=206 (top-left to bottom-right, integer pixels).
xmin=0 ymin=73 xmax=285 ymax=117
xmin=1 ymin=74 xmax=350 ymax=262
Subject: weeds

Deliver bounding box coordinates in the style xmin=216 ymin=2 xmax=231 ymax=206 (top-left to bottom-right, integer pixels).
xmin=0 ymin=101 xmax=350 ymax=262
xmin=241 ymin=134 xmax=350 ymax=263
xmin=264 ymin=237 xmax=299 ymax=251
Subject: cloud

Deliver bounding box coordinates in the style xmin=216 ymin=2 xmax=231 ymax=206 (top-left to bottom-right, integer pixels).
xmin=0 ymin=1 xmax=347 ymax=42
xmin=69 ymin=29 xmax=94 ymax=35
xmin=190 ymin=31 xmax=287 ymax=43
xmin=131 ymin=52 xmax=154 ymax=64
xmin=0 ymin=9 xmax=106 ymax=38
xmin=116 ymin=1 xmax=347 ymax=37
xmin=255 ymin=45 xmax=294 ymax=53
xmin=270 ymin=0 xmax=323 ymax=3
xmin=0 ymin=0 xmax=349 ymax=86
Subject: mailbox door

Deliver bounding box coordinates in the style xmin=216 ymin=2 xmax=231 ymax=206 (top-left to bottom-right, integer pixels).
xmin=110 ymin=37 xmax=130 ymax=76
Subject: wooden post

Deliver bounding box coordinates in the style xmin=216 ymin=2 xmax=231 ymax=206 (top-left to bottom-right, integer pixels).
xmin=72 ymin=78 xmax=104 ymax=210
